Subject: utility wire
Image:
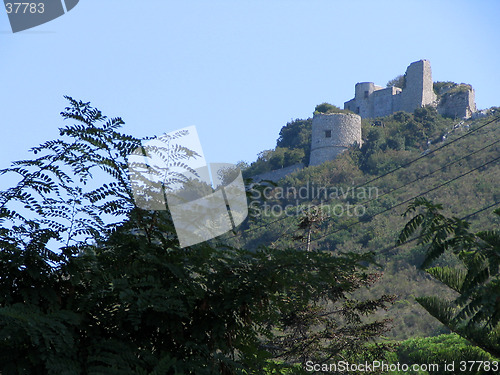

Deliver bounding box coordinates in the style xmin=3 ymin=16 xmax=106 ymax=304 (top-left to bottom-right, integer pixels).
xmin=308 ymin=154 xmax=500 ymax=244
xmin=377 ymin=200 xmax=500 ymax=257
xmin=347 ymin=138 xmax=500 ymax=209
xmin=356 ymin=115 xmax=499 ymax=188
xmin=271 ymin=138 xmax=500 ymax=246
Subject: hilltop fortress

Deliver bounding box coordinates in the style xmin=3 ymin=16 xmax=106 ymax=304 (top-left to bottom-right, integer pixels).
xmin=344 ymin=59 xmax=476 ymax=119
xmin=254 ymin=60 xmax=477 ymax=179
xmin=344 ymin=60 xmax=436 ymax=118
xmin=308 ymin=59 xmax=477 ymax=166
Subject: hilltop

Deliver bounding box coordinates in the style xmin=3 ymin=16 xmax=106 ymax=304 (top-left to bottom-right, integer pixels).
xmin=242 ymin=59 xmax=485 ymax=182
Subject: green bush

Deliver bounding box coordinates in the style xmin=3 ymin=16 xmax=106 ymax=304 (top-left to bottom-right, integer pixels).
xmin=395 ymin=334 xmax=498 ymax=374
xmin=313 ymin=102 xmax=351 ymax=115
xmin=387 ymin=74 xmax=406 ymax=89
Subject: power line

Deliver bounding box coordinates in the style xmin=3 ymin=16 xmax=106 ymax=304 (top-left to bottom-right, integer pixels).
xmin=269 ymin=138 xmax=500 ymax=247
xmin=356 ymin=115 xmax=500 ymax=188
xmin=308 ymin=154 xmax=500 ymax=244
xmin=353 ymin=138 xmax=500 ymax=208
xmin=235 ymin=115 xmax=500 ymax=238
xmin=377 ymin=200 xmax=500 ymax=257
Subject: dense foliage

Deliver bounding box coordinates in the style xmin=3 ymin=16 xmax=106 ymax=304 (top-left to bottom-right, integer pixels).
xmin=242 ymin=117 xmax=312 ymax=177
xmin=0 ymin=98 xmax=396 ymax=374
xmin=398 ymin=198 xmax=500 ymax=357
xmin=392 ymin=333 xmax=498 ymax=375
xmin=241 ymin=147 xmax=305 ymax=178
xmin=1 ymin=95 xmax=498 ymax=374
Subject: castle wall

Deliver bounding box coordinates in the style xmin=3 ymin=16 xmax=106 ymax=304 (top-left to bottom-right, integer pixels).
xmin=344 ymin=59 xmax=438 ymax=119
xmin=437 ymin=88 xmax=476 ymax=119
xmin=355 ymin=82 xmax=376 ymax=98
xmin=309 ymin=113 xmax=362 ymax=166
xmin=399 ymin=59 xmax=436 ymax=113
xmin=344 ymin=98 xmax=356 ymax=113
xmin=373 ymin=87 xmax=400 ymax=117
xmin=392 ymin=91 xmax=403 ymax=114
xmin=353 ymin=82 xmax=374 ymax=118
xmin=252 ymin=163 xmax=305 ymax=183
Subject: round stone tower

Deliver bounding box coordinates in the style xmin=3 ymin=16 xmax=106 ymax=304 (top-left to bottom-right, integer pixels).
xmin=309 ymin=112 xmax=362 ymax=166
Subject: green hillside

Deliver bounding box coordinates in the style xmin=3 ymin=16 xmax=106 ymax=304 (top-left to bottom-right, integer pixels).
xmin=225 ymin=104 xmax=500 ymax=341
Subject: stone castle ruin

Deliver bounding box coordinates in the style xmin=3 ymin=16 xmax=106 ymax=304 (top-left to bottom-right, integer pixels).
xmin=344 ymin=59 xmax=476 ymax=119
xmin=434 ymin=82 xmax=477 ymax=119
xmin=309 ymin=113 xmax=362 ymax=166
xmin=344 ymin=60 xmax=436 ymax=118
xmin=253 ymin=59 xmax=477 ymax=181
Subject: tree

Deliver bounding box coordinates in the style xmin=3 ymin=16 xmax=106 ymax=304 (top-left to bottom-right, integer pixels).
xmin=243 ymin=147 xmax=306 ymax=178
xmin=386 ymin=74 xmax=406 ymax=89
xmin=398 ymin=198 xmax=500 ymax=357
xmin=313 ymin=102 xmax=349 ymax=115
xmin=276 ymin=118 xmax=312 ymax=165
xmin=0 ymin=97 xmax=395 ymax=374
xmin=276 ymin=118 xmax=312 ymax=151
xmin=268 ymin=148 xmax=305 ymax=170
xmin=394 ymin=334 xmax=497 ymax=375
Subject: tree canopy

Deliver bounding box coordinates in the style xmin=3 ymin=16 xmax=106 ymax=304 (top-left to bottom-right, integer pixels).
xmin=398 ymin=198 xmax=500 ymax=357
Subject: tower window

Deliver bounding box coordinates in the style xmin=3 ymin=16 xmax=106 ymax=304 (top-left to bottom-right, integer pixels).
xmin=356 ymin=107 xmax=360 ymax=114
xmin=325 ymin=130 xmax=331 ymax=138
xmin=364 ymin=90 xmax=369 ymax=98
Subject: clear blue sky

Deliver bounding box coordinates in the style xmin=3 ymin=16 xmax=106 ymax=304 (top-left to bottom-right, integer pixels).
xmin=1 ymin=0 xmax=499 ymax=172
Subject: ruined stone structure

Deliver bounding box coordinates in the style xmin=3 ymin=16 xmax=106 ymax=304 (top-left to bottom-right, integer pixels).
xmin=309 ymin=113 xmax=362 ymax=166
xmin=436 ymin=85 xmax=477 ymax=119
xmin=252 ymin=163 xmax=305 ymax=183
xmin=344 ymin=60 xmax=437 ymax=118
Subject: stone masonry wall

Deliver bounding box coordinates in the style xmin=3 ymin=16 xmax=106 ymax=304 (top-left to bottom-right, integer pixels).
xmin=344 ymin=59 xmax=436 ymax=118
xmin=437 ymin=88 xmax=476 ymax=119
xmin=373 ymin=86 xmax=400 ymax=117
xmin=252 ymin=163 xmax=305 ymax=183
xmin=309 ymin=113 xmax=362 ymax=166
xmin=398 ymin=59 xmax=436 ymax=113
